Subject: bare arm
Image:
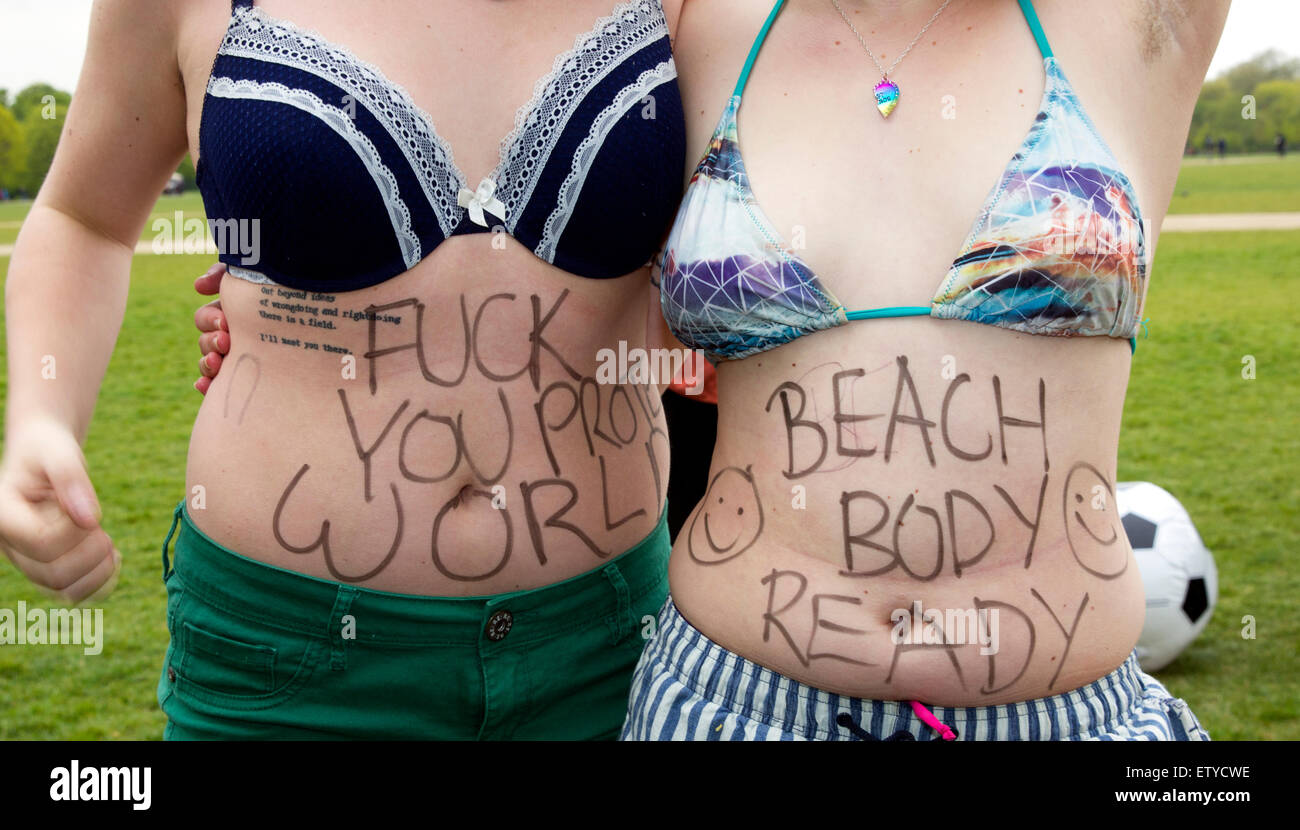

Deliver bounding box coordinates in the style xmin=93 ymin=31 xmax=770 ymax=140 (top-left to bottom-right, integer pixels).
xmin=1121 ymin=0 xmax=1231 ymax=298
xmin=663 ymin=0 xmax=684 ymax=42
xmin=0 ymin=0 xmax=189 ymax=601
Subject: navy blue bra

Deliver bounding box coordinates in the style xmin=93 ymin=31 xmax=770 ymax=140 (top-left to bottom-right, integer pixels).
xmin=198 ymin=0 xmax=685 ymax=291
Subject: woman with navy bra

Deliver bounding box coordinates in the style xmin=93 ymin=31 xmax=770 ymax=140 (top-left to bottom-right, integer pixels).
xmin=614 ymin=0 xmax=1225 ymax=740
xmin=0 ymin=0 xmax=688 ymax=739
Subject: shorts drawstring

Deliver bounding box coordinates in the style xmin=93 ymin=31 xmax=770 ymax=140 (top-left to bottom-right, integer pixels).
xmin=834 ymin=713 xmax=916 ymax=741
xmin=909 ymin=700 xmax=958 ymax=741
xmin=835 ymin=700 xmax=959 ymax=741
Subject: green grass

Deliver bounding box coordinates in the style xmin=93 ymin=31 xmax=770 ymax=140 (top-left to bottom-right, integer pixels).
xmin=1118 ymin=230 xmax=1300 ymax=739
xmin=0 ymin=188 xmax=1296 ymax=739
xmin=1167 ymin=153 xmax=1300 ymax=214
xmin=0 ymin=249 xmax=207 ymax=739
xmin=0 ymin=200 xmax=35 ymax=223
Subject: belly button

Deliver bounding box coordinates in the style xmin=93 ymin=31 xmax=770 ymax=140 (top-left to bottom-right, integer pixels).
xmin=450 ymin=484 xmax=475 ymax=508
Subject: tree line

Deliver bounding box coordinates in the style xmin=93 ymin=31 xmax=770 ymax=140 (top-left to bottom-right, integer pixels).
xmin=1189 ymin=50 xmax=1300 ymax=155
xmin=0 ymin=83 xmax=195 ymax=200
xmin=1 ymin=49 xmax=1296 ymax=199
xmin=0 ymin=84 xmax=71 ymax=198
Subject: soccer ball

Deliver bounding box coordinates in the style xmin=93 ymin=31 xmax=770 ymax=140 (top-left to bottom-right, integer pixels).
xmin=1116 ymin=482 xmax=1218 ymax=671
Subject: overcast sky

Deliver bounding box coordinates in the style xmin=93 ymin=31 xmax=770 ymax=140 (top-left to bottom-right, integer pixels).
xmin=0 ymin=0 xmax=1296 ymax=96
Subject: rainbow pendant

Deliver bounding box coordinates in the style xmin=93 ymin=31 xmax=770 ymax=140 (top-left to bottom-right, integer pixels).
xmin=874 ymin=78 xmax=900 ymax=119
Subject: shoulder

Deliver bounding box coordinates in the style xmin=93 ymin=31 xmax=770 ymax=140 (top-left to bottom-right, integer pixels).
xmin=675 ymin=0 xmax=775 ymax=57
xmin=662 ymin=0 xmax=682 ymax=39
xmin=673 ymin=0 xmax=775 ymax=84
xmin=89 ymin=0 xmax=184 ymax=36
xmin=672 ymin=1 xmax=763 ymax=102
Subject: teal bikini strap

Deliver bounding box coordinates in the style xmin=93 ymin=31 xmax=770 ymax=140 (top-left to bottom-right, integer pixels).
xmin=734 ymin=0 xmax=788 ymax=97
xmin=1016 ymin=0 xmax=1054 ymax=58
xmin=1129 ymin=317 xmax=1150 ymax=354
xmin=845 ymin=306 xmax=932 ymax=321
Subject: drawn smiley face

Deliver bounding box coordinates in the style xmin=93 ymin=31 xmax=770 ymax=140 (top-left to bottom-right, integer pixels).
xmin=687 ymin=466 xmax=764 ymax=566
xmin=1061 ymin=461 xmax=1127 ymax=579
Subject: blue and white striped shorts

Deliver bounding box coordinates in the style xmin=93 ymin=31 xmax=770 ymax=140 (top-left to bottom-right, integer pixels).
xmin=621 ymin=598 xmax=1211 ymax=741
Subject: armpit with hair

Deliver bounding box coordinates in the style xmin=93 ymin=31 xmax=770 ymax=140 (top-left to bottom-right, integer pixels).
xmin=1134 ymin=0 xmax=1191 ymax=63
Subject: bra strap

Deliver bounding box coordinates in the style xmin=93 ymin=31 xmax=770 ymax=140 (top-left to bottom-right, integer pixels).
xmin=232 ymin=0 xmax=254 ymax=9
xmin=1016 ymin=0 xmax=1054 ymax=58
xmin=733 ymin=0 xmax=787 ymax=97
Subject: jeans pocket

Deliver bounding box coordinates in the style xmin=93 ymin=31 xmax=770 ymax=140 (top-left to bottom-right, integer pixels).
xmin=167 ymin=590 xmax=325 ymax=712
xmin=180 ymin=622 xmax=277 ymax=695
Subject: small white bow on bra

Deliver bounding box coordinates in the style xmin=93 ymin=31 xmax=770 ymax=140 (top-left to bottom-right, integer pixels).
xmin=458 ymin=177 xmax=507 ymax=227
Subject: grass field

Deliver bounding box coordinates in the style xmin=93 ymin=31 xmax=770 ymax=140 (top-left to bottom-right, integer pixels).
xmin=0 ymin=249 xmax=204 ymax=739
xmin=0 ymin=159 xmax=1297 ymax=739
xmin=1119 ymin=230 xmax=1299 ymax=739
xmin=1168 ymin=153 xmax=1300 ymax=214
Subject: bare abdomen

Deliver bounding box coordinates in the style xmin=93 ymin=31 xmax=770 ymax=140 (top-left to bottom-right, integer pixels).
xmin=185 ymin=248 xmax=668 ymax=596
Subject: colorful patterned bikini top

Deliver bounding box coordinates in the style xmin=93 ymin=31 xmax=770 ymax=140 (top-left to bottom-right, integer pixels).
xmin=199 ymin=0 xmax=684 ymax=292
xmin=660 ymin=0 xmax=1147 ymax=362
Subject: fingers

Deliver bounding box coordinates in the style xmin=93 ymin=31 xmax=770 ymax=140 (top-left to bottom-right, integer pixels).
xmin=5 ymin=528 xmax=117 ymax=603
xmin=80 ymin=549 xmax=123 ymax=605
xmin=0 ymin=486 xmax=99 ymax=562
xmin=59 ymin=543 xmax=122 ymax=605
xmin=194 ymin=290 xmax=229 ymax=396
xmin=199 ymin=351 xmax=223 ymax=379
xmin=199 ymin=328 xmax=229 ymax=357
xmin=0 ymin=423 xmax=119 ymax=603
xmin=41 ymin=439 xmax=101 ymax=531
xmin=194 ymin=298 xmax=227 ymax=336
xmin=194 ymin=262 xmax=226 ymax=296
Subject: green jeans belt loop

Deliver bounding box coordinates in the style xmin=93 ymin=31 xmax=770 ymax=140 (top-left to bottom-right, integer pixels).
xmin=329 ymin=586 xmax=359 ymax=671
xmin=161 ymin=501 xmax=184 ymax=582
xmin=602 ymin=562 xmax=632 ymax=644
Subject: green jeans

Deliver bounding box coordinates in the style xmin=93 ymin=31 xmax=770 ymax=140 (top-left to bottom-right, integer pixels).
xmin=156 ymin=501 xmax=669 ymax=740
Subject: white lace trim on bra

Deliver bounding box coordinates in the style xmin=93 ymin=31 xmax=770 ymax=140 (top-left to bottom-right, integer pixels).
xmin=492 ymin=0 xmax=670 ymax=233
xmin=220 ymin=6 xmax=464 ymax=238
xmin=211 ymin=1 xmax=671 ymax=266
xmin=535 ymin=58 xmax=676 ymax=263
xmin=207 ymin=76 xmax=422 ymax=271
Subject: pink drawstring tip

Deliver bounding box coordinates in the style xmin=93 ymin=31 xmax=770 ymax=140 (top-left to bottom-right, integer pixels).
xmin=909 ymin=699 xmax=958 ymax=741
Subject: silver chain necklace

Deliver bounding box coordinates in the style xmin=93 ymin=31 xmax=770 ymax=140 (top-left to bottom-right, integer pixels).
xmin=829 ymin=0 xmax=954 ymax=118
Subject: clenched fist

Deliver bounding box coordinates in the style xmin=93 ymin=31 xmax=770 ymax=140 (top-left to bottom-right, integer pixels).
xmin=0 ymin=418 xmax=121 ymax=604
